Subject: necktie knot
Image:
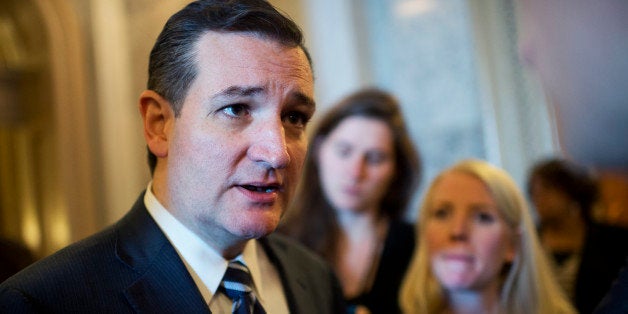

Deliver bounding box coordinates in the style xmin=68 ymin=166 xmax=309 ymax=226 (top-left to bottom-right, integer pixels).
xmin=220 ymin=260 xmax=266 ymax=314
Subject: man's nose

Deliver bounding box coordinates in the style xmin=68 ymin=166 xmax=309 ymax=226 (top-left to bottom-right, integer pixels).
xmin=248 ymin=119 xmax=290 ymax=169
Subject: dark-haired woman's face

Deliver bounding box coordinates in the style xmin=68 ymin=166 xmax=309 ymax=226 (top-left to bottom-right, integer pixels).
xmin=317 ymin=116 xmax=395 ymax=215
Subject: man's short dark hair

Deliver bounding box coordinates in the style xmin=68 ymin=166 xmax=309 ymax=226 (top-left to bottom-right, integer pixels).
xmin=146 ymin=0 xmax=311 ymax=173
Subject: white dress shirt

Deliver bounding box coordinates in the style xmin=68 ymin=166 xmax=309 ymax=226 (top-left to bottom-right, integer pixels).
xmin=143 ymin=182 xmax=289 ymax=313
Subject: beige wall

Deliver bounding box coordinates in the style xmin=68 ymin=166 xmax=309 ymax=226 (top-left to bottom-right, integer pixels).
xmin=1 ymin=0 xmax=98 ymax=256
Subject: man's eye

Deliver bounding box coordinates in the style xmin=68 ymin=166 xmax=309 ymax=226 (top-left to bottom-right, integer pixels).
xmin=222 ymin=104 xmax=249 ymax=117
xmin=283 ymin=111 xmax=310 ymax=128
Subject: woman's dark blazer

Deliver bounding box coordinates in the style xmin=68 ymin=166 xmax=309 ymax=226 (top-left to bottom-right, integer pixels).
xmin=348 ymin=220 xmax=415 ymax=314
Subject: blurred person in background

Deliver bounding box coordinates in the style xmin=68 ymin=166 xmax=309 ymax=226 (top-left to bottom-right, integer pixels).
xmin=400 ymin=159 xmax=574 ymax=314
xmin=515 ymin=0 xmax=628 ymax=311
xmin=527 ymin=158 xmax=628 ymax=313
xmin=281 ymin=88 xmax=421 ymax=314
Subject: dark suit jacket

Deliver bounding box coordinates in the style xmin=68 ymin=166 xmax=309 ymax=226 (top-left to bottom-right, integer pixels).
xmin=575 ymin=223 xmax=628 ymax=314
xmin=594 ymin=258 xmax=628 ymax=314
xmin=0 ymin=193 xmax=346 ymax=313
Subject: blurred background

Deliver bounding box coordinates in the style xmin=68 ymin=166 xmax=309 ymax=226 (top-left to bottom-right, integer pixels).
xmin=0 ymin=0 xmax=563 ymax=258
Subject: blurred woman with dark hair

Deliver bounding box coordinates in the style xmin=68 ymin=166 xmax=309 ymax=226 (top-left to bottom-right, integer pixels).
xmin=281 ymin=88 xmax=421 ymax=314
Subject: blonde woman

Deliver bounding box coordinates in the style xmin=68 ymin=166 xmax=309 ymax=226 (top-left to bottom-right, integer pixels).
xmin=400 ymin=159 xmax=574 ymax=314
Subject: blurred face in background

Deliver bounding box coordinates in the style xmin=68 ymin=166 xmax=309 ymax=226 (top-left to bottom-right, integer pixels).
xmin=425 ymin=171 xmax=516 ymax=292
xmin=317 ymin=116 xmax=396 ymax=215
xmin=516 ymin=0 xmax=628 ymax=170
xmin=529 ymin=178 xmax=576 ymax=225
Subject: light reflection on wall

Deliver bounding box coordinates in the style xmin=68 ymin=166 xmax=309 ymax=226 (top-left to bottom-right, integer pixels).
xmin=15 ymin=129 xmax=43 ymax=251
xmin=47 ymin=195 xmax=70 ymax=252
xmin=394 ymin=0 xmax=436 ymax=18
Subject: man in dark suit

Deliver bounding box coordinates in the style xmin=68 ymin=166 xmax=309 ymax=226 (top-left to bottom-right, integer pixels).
xmin=0 ymin=1 xmax=345 ymax=313
xmin=515 ymin=0 xmax=628 ymax=312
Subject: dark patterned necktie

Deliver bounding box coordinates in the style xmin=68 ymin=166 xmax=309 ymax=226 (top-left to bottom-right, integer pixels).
xmin=220 ymin=260 xmax=266 ymax=314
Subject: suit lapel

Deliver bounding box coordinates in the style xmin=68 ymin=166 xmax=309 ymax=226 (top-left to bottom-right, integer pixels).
xmin=260 ymin=235 xmax=317 ymax=314
xmin=115 ymin=194 xmax=210 ymax=313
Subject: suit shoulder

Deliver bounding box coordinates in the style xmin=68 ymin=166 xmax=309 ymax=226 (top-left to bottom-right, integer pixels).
xmin=262 ymin=233 xmax=347 ymax=313
xmin=264 ymin=233 xmax=328 ymax=266
xmin=3 ymin=226 xmax=117 ymax=280
xmin=262 ymin=233 xmax=338 ymax=279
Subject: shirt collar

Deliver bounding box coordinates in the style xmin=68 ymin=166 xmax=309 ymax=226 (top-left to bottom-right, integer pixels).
xmin=143 ymin=182 xmax=265 ymax=301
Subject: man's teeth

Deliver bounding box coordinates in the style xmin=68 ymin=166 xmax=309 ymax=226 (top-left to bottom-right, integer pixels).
xmin=243 ymin=185 xmax=277 ymax=193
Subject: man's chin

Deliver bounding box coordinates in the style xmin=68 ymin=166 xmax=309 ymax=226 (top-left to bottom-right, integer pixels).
xmin=237 ymin=216 xmax=281 ymax=239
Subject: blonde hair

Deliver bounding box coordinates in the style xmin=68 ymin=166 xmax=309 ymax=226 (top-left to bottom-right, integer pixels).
xmin=399 ymin=159 xmax=575 ymax=314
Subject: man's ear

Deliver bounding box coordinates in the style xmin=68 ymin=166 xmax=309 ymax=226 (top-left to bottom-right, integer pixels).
xmin=139 ymin=90 xmax=175 ymax=159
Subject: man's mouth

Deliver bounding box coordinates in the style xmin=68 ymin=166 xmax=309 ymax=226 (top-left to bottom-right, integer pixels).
xmin=241 ymin=184 xmax=280 ymax=193
xmin=236 ymin=184 xmax=282 ymax=203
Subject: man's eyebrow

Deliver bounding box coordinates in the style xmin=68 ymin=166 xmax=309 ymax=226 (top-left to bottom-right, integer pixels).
xmin=211 ymin=85 xmax=315 ymax=109
xmin=292 ymin=91 xmax=316 ymax=110
xmin=212 ymin=86 xmax=265 ymax=100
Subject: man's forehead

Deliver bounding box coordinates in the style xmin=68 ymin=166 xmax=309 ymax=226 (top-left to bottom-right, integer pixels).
xmin=195 ymin=31 xmax=306 ymax=62
xmin=193 ymin=32 xmax=310 ymax=76
xmin=185 ymin=32 xmax=314 ymax=106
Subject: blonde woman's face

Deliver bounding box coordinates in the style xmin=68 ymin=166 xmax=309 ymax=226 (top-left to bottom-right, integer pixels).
xmin=317 ymin=116 xmax=396 ymax=214
xmin=425 ymin=171 xmax=516 ymax=292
